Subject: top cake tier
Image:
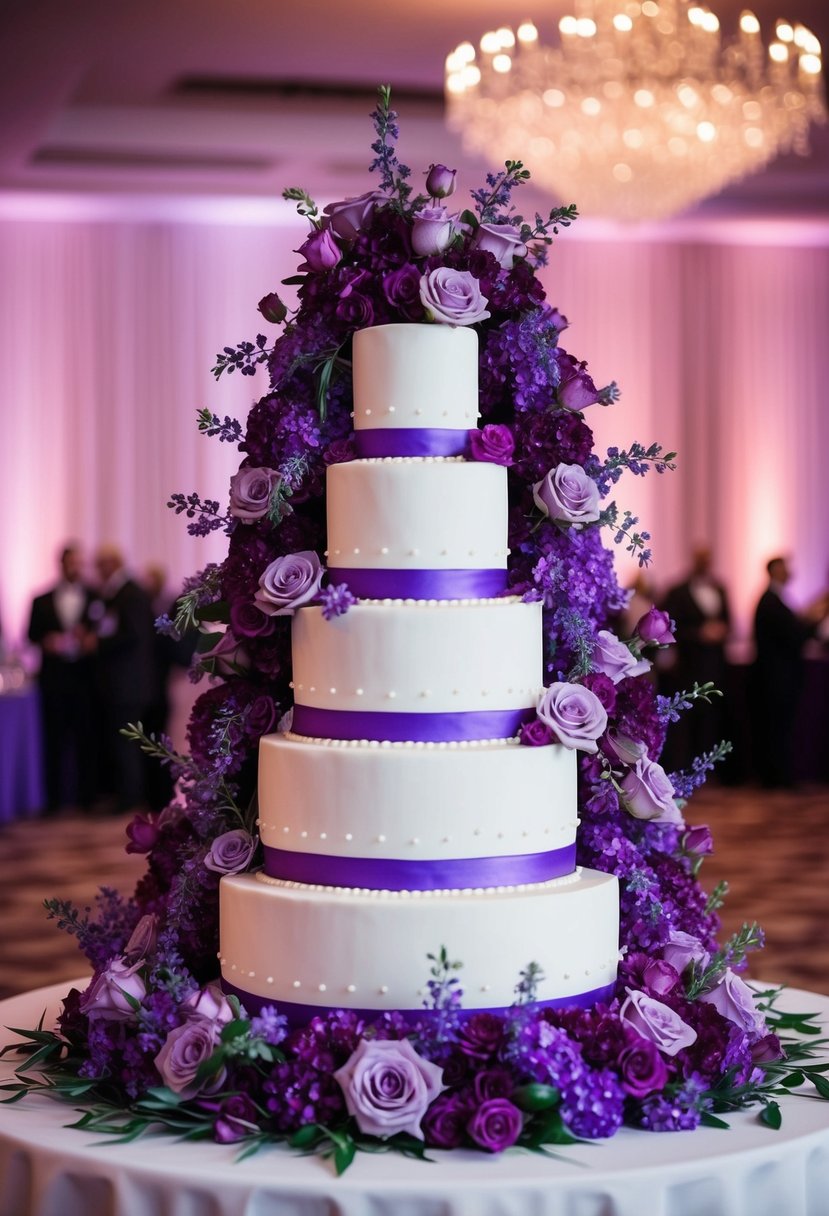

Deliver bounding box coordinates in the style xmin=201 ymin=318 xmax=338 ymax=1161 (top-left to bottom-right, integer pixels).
xmin=352 ymin=324 xmax=478 ymax=457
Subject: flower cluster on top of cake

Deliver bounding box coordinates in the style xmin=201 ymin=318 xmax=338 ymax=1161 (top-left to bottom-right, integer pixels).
xmin=4 ymin=87 xmax=828 ymax=1170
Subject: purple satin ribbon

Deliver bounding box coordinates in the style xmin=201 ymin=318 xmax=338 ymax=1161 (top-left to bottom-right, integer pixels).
xmin=327 ymin=567 xmax=507 ymax=600
xmin=291 ymin=705 xmax=534 ymax=743
xmin=222 ymin=980 xmax=617 ymax=1027
xmin=354 ymin=428 xmax=470 ymax=458
xmin=262 ymin=843 xmax=576 ymax=890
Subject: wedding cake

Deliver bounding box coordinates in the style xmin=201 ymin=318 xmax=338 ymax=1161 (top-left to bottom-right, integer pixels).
xmin=219 ymin=322 xmax=620 ymax=1021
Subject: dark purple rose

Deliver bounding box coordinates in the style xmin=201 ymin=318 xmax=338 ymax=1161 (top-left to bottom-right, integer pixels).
xmin=80 ymin=956 xmax=146 ymax=1022
xmin=536 ymin=682 xmax=608 ymax=753
xmin=247 ymin=694 xmax=277 ymax=737
xmin=411 ymin=206 xmax=455 ymax=256
xmin=581 ymin=671 xmax=617 ymax=714
xmin=556 ymin=352 xmax=601 ymax=412
xmin=699 ymin=970 xmax=768 ymax=1041
xmin=533 ymin=463 xmax=600 ymax=528
xmin=425 ymin=163 xmax=457 ymax=199
xmin=255 ymin=551 xmax=324 ymax=617
xmin=333 ymin=1038 xmax=445 ymax=1139
xmin=257 ymin=292 xmax=287 ymax=324
xmin=125 ymin=810 xmax=160 ymax=855
xmin=519 ymin=718 xmax=554 ymax=747
xmin=619 ymin=990 xmax=697 ymax=1057
xmin=155 ymin=1019 xmax=222 ymax=1098
xmin=323 ymin=190 xmax=383 ymax=241
xmin=468 ymin=424 xmax=515 ymax=466
xmin=298 ymin=227 xmax=342 ymax=272
xmin=457 ymin=1012 xmax=505 ymax=1061
xmin=467 ymin=1098 xmax=523 ymax=1152
xmin=419 ymin=267 xmax=490 ymax=326
xmin=335 ymin=285 xmax=374 ymax=329
xmin=635 ymin=607 xmax=676 ymax=646
xmin=382 ymin=263 xmax=425 ymax=320
xmin=473 ymin=1068 xmax=515 ymax=1103
xmin=621 ymin=757 xmax=681 ymax=824
xmin=229 ymin=466 xmax=281 ymax=523
xmin=229 ymin=599 xmax=276 ymax=639
xmin=751 ymin=1033 xmax=784 ymax=1064
xmin=617 ymin=1034 xmax=669 ymax=1097
xmin=592 ymin=630 xmax=651 ymax=683
xmin=683 ymin=824 xmax=714 ymax=856
xmin=204 ymin=828 xmax=257 ymax=875
xmin=422 ymin=1092 xmax=471 ymax=1148
xmin=471 ymin=222 xmax=528 ymax=269
xmin=123 ymin=914 xmax=158 ymax=963
xmin=201 ymin=1093 xmax=260 ymax=1144
xmin=323 ymin=436 xmax=357 ymax=465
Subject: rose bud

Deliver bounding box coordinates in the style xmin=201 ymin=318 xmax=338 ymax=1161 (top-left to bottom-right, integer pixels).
xmin=635 ymin=607 xmax=676 ymax=646
xmin=682 ymin=824 xmax=714 ymax=857
xmin=257 ymin=291 xmax=287 ymax=324
xmin=297 ymin=227 xmax=341 ymax=273
xmin=425 ymin=163 xmax=457 ymax=199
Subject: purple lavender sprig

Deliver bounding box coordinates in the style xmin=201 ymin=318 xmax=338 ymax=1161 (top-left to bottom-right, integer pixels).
xmin=212 ymin=335 xmax=271 ymax=381
xmin=368 ymin=85 xmax=413 ymax=203
xmin=470 ymin=160 xmax=531 ymax=224
xmin=598 ymin=504 xmax=653 ymax=566
xmin=686 ymin=922 xmax=766 ymax=998
xmin=173 ymin=563 xmax=223 ymax=634
xmin=513 ymin=961 xmax=545 ymax=1005
xmin=586 ymin=443 xmax=678 ymax=497
xmin=670 ymin=740 xmax=733 ymax=800
xmin=168 ymin=492 xmax=233 ymax=538
xmin=196 ymin=409 xmax=244 ymax=445
xmin=657 ymin=682 xmax=722 ymax=725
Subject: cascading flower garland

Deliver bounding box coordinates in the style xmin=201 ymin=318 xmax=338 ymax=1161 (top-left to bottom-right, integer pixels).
xmin=3 ymin=88 xmax=827 ymax=1169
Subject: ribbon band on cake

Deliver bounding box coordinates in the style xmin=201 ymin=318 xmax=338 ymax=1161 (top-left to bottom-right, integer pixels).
xmin=326 ymin=567 xmax=508 ymax=600
xmin=290 ymin=705 xmax=535 ymax=743
xmin=354 ymin=427 xmax=470 ymax=459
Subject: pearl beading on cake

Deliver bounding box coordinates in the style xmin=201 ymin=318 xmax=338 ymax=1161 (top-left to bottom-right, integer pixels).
xmin=358 ymin=454 xmax=466 ymax=463
xmin=323 ymin=550 xmax=509 ymax=562
xmin=254 ymin=869 xmax=584 ymax=897
xmin=307 ymin=595 xmax=517 ymax=606
xmin=256 ymin=817 xmax=580 ymax=844
xmin=282 ymin=733 xmax=525 ymax=749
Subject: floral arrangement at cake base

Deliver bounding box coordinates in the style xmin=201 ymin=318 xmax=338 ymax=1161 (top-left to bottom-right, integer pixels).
xmin=2 ymin=88 xmax=828 ymax=1170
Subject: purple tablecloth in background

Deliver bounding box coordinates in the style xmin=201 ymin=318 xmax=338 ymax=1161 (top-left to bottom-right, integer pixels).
xmin=0 ymin=686 xmax=44 ymax=823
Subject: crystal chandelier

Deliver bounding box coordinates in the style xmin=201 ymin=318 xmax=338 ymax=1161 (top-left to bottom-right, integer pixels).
xmin=445 ymin=3 xmax=827 ymax=221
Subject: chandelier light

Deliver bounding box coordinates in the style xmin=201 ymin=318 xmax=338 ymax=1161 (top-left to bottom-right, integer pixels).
xmin=445 ymin=3 xmax=827 ymax=221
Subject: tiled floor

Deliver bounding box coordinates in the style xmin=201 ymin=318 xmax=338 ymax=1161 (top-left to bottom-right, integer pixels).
xmin=0 ymin=785 xmax=827 ymax=1002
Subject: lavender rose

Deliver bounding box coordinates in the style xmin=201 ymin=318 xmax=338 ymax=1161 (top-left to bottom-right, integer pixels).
xmin=621 ymin=757 xmax=681 ymax=824
xmin=123 ymin=913 xmax=158 ymax=963
xmin=617 ymin=1035 xmax=669 ymax=1097
xmin=200 ymin=629 xmax=251 ymax=677
xmin=155 ymin=1019 xmax=222 ymax=1098
xmin=411 ymin=206 xmax=455 ymax=257
xmin=323 ymin=190 xmax=382 ymax=241
xmin=229 ymin=466 xmax=281 ymax=523
xmin=536 ymin=682 xmax=608 ymax=753
xmin=467 ymin=1098 xmax=524 ymax=1152
xmin=204 ymin=828 xmax=257 ymax=875
xmin=635 ymin=607 xmax=676 ymax=646
xmin=699 ymin=970 xmax=768 ymax=1041
xmin=556 ymin=352 xmax=601 ymax=412
xmin=619 ymin=990 xmax=697 ymax=1057
xmin=533 ymin=463 xmax=600 ymax=528
xmin=661 ymin=930 xmax=710 ymax=975
xmin=334 ymin=1038 xmax=445 ymax=1139
xmin=184 ymin=983 xmax=236 ymax=1025
xmin=422 ymin=1092 xmax=470 ymax=1148
xmin=254 ymin=551 xmax=324 ymax=617
xmin=297 ymin=227 xmax=341 ymax=272
xmin=604 ymin=731 xmax=647 ymax=766
xmin=471 ymin=222 xmax=528 ymax=269
xmin=419 ymin=267 xmax=490 ymax=327
xmin=80 ymin=956 xmax=146 ymax=1022
xmin=425 ymin=163 xmax=457 ymax=199
xmin=683 ymin=824 xmax=714 ymax=857
xmin=468 ymin=424 xmax=515 ymax=466
xmin=592 ymin=630 xmax=651 ymax=683
xmin=519 ymin=718 xmax=554 ymax=747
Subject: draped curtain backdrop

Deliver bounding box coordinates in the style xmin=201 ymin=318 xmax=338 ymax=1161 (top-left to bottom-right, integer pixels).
xmin=1 ymin=196 xmax=828 ymax=652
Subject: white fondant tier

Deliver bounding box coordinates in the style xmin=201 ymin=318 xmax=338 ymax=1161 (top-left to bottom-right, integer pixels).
xmin=352 ymin=324 xmax=478 ymax=432
xmin=325 ymin=458 xmax=508 ymax=574
xmin=219 ymin=867 xmax=619 ymax=1012
xmin=291 ymin=599 xmax=542 ymax=718
xmin=258 ymin=733 xmax=577 ymax=862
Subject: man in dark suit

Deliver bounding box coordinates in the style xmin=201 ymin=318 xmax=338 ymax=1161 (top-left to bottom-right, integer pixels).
xmin=753 ymin=555 xmax=817 ymax=788
xmin=91 ymin=544 xmax=156 ymax=811
xmin=27 ymin=543 xmax=98 ymax=812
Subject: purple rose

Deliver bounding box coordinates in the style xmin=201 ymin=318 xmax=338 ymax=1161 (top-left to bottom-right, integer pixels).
xmin=617 ymin=1034 xmax=669 ymax=1097
xmin=125 ymin=809 xmax=159 ymax=855
xmin=536 ymin=682 xmax=608 ymax=753
xmin=556 ymin=352 xmax=601 ymax=412
xmin=425 ymin=163 xmax=457 ymax=199
xmin=323 ymin=436 xmax=357 ymax=465
xmin=204 ymin=828 xmax=257 ymax=875
xmin=473 ymin=1068 xmax=515 ymax=1103
xmin=229 ymin=599 xmax=276 ymax=639
xmin=457 ymin=1012 xmax=505 ymax=1061
xmin=200 ymin=629 xmax=251 ymax=677
xmin=254 ymin=551 xmax=324 ymax=617
xmin=323 ymin=190 xmax=383 ymax=242
xmin=683 ymin=824 xmax=714 ymax=857
xmin=334 ymin=1038 xmax=445 ymax=1140
xmin=297 ymin=227 xmax=342 ymax=272
xmin=184 ymin=983 xmax=236 ymax=1026
xmin=422 ymin=1092 xmax=471 ymax=1148
xmin=641 ymin=958 xmax=681 ymax=997
xmin=382 ymin=263 xmax=425 ymax=320
xmin=468 ymin=424 xmax=515 ymax=466
xmin=662 ymin=930 xmax=710 ymax=975
xmin=533 ymin=463 xmax=600 ymax=528
xmin=419 ymin=267 xmax=490 ymax=326
xmin=592 ymin=630 xmax=651 ymax=684
xmin=519 ymin=718 xmax=554 ymax=747
xmin=619 ymin=990 xmax=697 ymax=1057
xmin=124 ymin=914 xmax=158 ymax=963
xmin=635 ymin=606 xmax=676 ymax=646
xmin=257 ymin=292 xmax=287 ymax=324
xmin=471 ymin=222 xmax=528 ymax=269
xmin=80 ymin=956 xmax=146 ymax=1022
xmin=467 ymin=1098 xmax=523 ymax=1152
xmin=621 ymin=757 xmax=681 ymax=824
xmin=201 ymin=1093 xmax=260 ymax=1144
xmin=335 ymin=285 xmax=374 ymax=329
xmin=547 ymin=307 xmax=569 ymax=333
xmin=247 ymin=694 xmax=277 ymax=737
xmin=699 ymin=970 xmax=768 ymax=1041
xmin=155 ymin=1019 xmax=222 ymax=1098
xmin=229 ymin=466 xmax=281 ymax=523
xmin=604 ymin=732 xmax=647 ymax=766
xmin=581 ymin=671 xmax=618 ymax=714
xmin=411 ymin=206 xmax=455 ymax=257
xmin=752 ymin=1033 xmax=784 ymax=1064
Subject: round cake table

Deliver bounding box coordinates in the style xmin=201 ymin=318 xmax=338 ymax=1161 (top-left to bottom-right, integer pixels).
xmin=1 ymin=981 xmax=828 ymax=1216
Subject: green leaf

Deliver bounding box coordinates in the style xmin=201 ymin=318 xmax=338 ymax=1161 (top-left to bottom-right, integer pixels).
xmin=290 ymin=1123 xmax=324 ymax=1149
xmin=526 ymin=1109 xmax=579 ymax=1148
xmin=459 ymin=209 xmax=479 ymax=231
xmin=220 ymin=1018 xmax=251 ymax=1044
xmin=281 ymin=275 xmax=307 ymax=286
xmin=780 ymin=1071 xmax=805 ymax=1088
xmin=316 ymin=355 xmax=335 ymax=422
xmin=760 ymin=1101 xmax=782 ymax=1130
xmin=700 ymin=1112 xmax=731 ymax=1129
xmin=193 ymin=600 xmax=230 ymax=624
xmin=810 ymin=1073 xmax=829 ymax=1099
xmin=334 ymin=1135 xmax=357 ymax=1175
xmin=513 ymin=1083 xmax=561 ymax=1112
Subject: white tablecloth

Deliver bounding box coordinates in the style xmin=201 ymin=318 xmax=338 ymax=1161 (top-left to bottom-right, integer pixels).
xmin=2 ymin=981 xmax=829 ymax=1216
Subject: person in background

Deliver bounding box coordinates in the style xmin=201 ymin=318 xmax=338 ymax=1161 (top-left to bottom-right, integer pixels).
xmin=27 ymin=543 xmax=98 ymax=813
xmin=90 ymin=544 xmax=155 ymax=812
xmin=753 ymin=555 xmax=825 ymax=789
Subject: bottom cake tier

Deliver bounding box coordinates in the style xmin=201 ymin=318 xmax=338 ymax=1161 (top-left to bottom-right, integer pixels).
xmin=219 ymin=867 xmax=619 ymax=1022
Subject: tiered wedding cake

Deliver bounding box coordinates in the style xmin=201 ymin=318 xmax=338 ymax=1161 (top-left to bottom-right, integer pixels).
xmin=219 ymin=322 xmax=619 ymax=1020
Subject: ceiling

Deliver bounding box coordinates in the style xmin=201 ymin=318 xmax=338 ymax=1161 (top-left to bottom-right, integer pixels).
xmin=3 ymin=0 xmax=828 ymax=222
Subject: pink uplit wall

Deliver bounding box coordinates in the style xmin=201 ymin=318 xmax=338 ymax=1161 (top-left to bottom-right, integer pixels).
xmin=1 ymin=198 xmax=828 ymax=651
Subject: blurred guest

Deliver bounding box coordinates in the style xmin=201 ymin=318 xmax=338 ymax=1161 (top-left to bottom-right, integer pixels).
xmin=752 ymin=555 xmax=822 ymax=789
xmin=662 ymin=545 xmax=731 ymax=763
xmin=90 ymin=544 xmax=155 ymax=811
xmin=27 ymin=543 xmax=98 ymax=812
